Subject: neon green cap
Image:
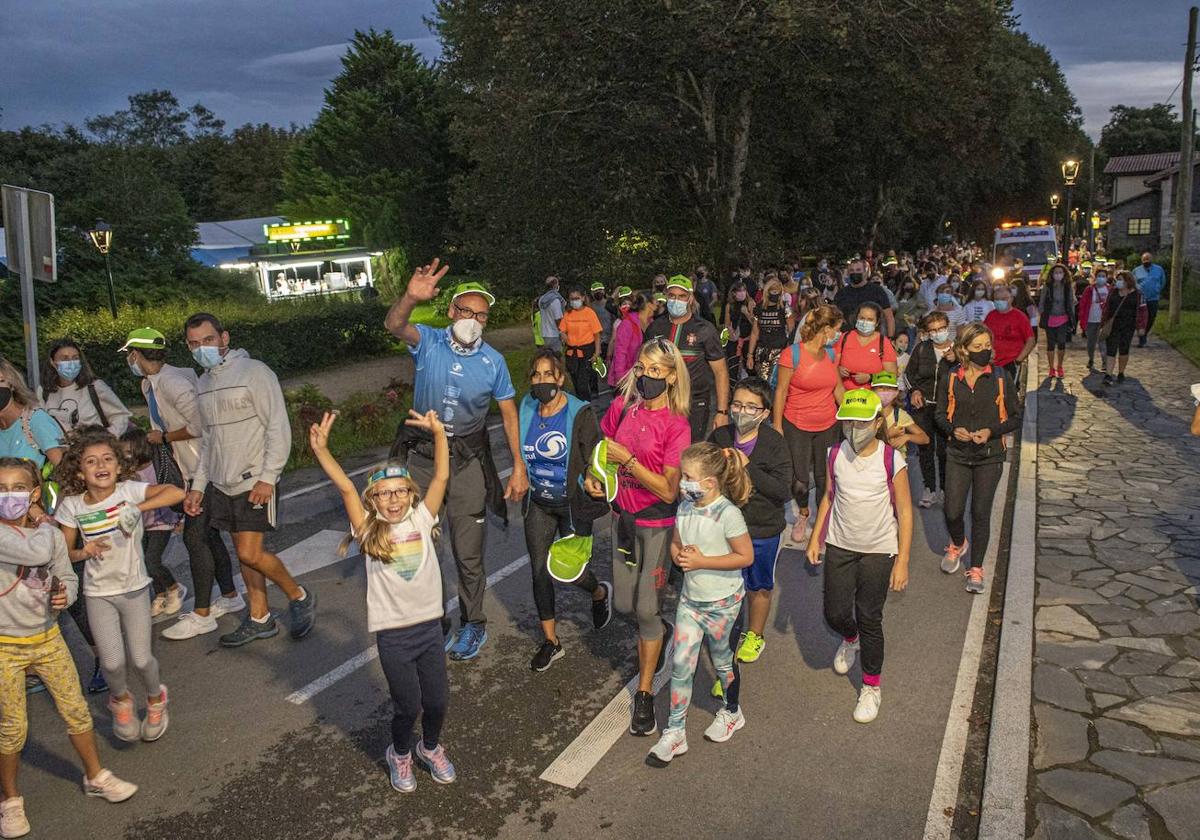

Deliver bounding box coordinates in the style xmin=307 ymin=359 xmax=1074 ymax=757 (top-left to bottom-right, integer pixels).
xmin=590 ymin=281 xmax=605 ymax=292
xmin=836 ymin=388 xmax=882 ymax=421
xmin=616 ymin=285 xmax=633 ymax=298
xmin=871 ymin=371 xmax=899 ymax=390
xmin=591 ymin=356 xmax=608 ymax=378
xmin=589 ymin=440 xmax=619 ymax=503
xmin=666 ymin=274 xmax=693 ymax=293
xmin=451 ymin=281 xmax=496 ymax=305
xmin=118 ymin=327 xmax=167 ymax=352
xmin=547 ymin=533 xmax=593 ymax=583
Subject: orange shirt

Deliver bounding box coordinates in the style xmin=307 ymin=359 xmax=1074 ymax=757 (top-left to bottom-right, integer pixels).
xmin=559 ymin=307 xmax=602 ymax=355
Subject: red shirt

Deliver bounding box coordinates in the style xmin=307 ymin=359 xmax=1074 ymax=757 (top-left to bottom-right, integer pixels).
xmin=835 ymin=332 xmax=896 ymax=391
xmin=984 ymin=308 xmax=1033 ymax=367
xmin=779 ymin=344 xmax=840 ymax=431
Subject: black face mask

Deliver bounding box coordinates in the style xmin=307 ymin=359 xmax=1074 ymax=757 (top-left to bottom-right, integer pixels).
xmin=849 ymin=273 xmax=865 ymax=285
xmin=768 ymin=292 xmax=781 ymax=301
xmin=593 ymin=292 xmax=605 ymax=300
xmin=968 ymin=349 xmax=993 ymax=368
xmin=530 ymin=382 xmax=559 ymax=405
xmin=635 ymin=375 xmax=668 ymax=401
xmin=0 ymin=387 xmax=9 ymax=412
xmin=654 ymin=282 xmax=666 ymax=291
xmin=1142 ymin=260 xmax=1152 ymax=267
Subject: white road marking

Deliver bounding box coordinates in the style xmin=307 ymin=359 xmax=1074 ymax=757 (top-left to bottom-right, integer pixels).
xmin=284 ymin=553 xmax=532 ymax=705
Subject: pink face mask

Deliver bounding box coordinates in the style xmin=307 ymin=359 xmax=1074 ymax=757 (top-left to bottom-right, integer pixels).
xmin=877 ymin=390 xmax=898 ymax=408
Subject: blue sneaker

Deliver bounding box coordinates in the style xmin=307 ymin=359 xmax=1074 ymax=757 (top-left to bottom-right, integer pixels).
xmin=25 ymin=675 xmax=46 ymax=695
xmin=385 ymin=745 xmax=416 ymax=793
xmin=444 ymin=626 xmax=460 ymax=652
xmin=86 ymin=661 xmax=109 ymax=695
xmin=288 ymin=587 xmax=317 ymax=640
xmin=220 ymin=614 xmax=279 ymax=648
xmin=448 ymin=623 xmax=487 ymax=661
xmin=415 ymin=741 xmax=457 ymax=784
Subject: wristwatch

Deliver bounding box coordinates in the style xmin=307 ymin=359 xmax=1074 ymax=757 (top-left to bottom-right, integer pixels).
xmin=716 ymin=409 xmax=729 ymax=415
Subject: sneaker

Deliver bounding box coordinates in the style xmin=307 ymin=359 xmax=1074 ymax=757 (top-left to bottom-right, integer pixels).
xmin=163 ymin=584 xmax=187 ymax=616
xmin=108 ymin=694 xmax=140 ymax=742
xmin=941 ymin=540 xmax=968 ymax=575
xmin=219 ymin=614 xmax=279 ymax=648
xmin=1103 ymin=373 xmax=1114 ymax=386
xmin=448 ymin=623 xmax=488 ymax=661
xmin=704 ymin=707 xmax=745 ymax=743
xmin=1138 ymin=337 xmax=1147 ymax=348
xmin=1117 ymin=372 xmax=1125 ymax=384
xmin=162 ymin=611 xmax=218 ymax=641
xmin=414 ymin=741 xmax=457 ymax=784
xmin=918 ymin=488 xmax=936 ymax=509
xmin=833 ymin=637 xmax=860 ymax=675
xmin=24 ymin=675 xmax=45 ymax=696
xmin=0 ymin=797 xmax=28 ymax=838
xmin=150 ymin=592 xmax=168 ymax=618
xmin=592 ymin=581 xmax=613 ymax=630
xmin=646 ymin=727 xmax=688 ymax=766
xmin=790 ymin=515 xmax=809 ymax=544
xmin=86 ymin=661 xmax=108 ymax=695
xmin=1087 ymin=358 xmax=1095 ymax=371
xmin=443 ymin=626 xmax=460 ymax=653
xmin=854 ymin=685 xmax=882 ymax=723
xmin=736 ymin=630 xmax=765 ymax=663
xmin=208 ymin=592 xmax=246 ymax=620
xmin=385 ymin=745 xmax=416 ymax=793
xmin=530 ymin=640 xmax=564 ymax=672
xmin=288 ymin=587 xmax=317 ymax=640
xmin=654 ymin=619 xmax=674 ymax=677
xmin=141 ymin=685 xmax=168 ymax=742
xmin=630 ymin=689 xmax=657 ymax=736
xmin=965 ymin=567 xmax=986 ymax=595
xmin=82 ymin=769 xmax=137 ymax=803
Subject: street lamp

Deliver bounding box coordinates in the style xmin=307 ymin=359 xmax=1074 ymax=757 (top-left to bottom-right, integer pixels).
xmin=87 ymin=220 xmax=118 ymax=318
xmin=1061 ymin=159 xmax=1079 ymax=250
xmin=1050 ymin=193 xmax=1061 ymax=242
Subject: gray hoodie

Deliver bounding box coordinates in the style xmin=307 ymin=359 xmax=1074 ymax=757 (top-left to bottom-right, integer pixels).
xmin=192 ymin=348 xmax=292 ymax=496
xmin=0 ymin=525 xmax=78 ymax=643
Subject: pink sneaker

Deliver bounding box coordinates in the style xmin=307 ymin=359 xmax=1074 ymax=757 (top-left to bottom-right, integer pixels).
xmin=790 ymin=513 xmax=809 ymax=544
xmin=141 ymin=685 xmax=168 ymax=742
xmin=108 ymin=694 xmax=140 ymax=742
xmin=941 ymin=540 xmax=968 ymax=575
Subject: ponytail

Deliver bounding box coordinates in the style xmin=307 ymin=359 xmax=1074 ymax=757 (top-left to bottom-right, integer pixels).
xmin=680 ymin=442 xmax=752 ymax=506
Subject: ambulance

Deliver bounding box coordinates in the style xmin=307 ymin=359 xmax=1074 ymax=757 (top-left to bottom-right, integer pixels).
xmin=992 ymin=222 xmax=1058 ymax=283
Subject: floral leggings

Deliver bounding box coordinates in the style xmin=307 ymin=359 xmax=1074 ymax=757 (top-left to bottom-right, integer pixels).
xmin=667 ymin=590 xmax=744 ymax=730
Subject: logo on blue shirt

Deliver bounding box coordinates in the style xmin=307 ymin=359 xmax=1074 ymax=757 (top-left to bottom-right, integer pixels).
xmin=534 ymin=431 xmax=567 ymax=460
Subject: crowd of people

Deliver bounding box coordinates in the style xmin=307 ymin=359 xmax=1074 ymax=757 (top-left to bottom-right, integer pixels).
xmin=0 ymin=240 xmax=1169 ymax=832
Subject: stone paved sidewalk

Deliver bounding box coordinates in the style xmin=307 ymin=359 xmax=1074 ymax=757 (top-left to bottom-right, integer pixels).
xmin=1030 ymin=336 xmax=1200 ymax=839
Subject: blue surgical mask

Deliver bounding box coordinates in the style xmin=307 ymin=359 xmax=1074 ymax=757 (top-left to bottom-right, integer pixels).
xmin=856 ymin=319 xmax=876 ymax=336
xmin=1096 ymin=275 xmax=1108 ymax=286
xmin=1115 ymin=279 xmax=1126 ymax=290
xmin=930 ymin=328 xmax=951 ymax=344
xmin=128 ymin=359 xmax=145 ymax=377
xmin=679 ymin=479 xmax=705 ymax=503
xmin=937 ymin=293 xmax=954 ymax=305
xmin=192 ymin=345 xmax=225 ymax=369
xmin=56 ymin=360 xmax=81 ymax=381
xmin=994 ymin=299 xmax=1010 ymax=312
xmin=666 ymin=299 xmax=689 ymax=318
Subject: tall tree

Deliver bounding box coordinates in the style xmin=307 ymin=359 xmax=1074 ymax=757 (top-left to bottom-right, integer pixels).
xmin=1099 ymin=103 xmax=1185 ymax=159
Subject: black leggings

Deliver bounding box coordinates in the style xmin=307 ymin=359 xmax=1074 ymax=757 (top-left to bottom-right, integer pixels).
xmin=782 ymin=419 xmax=840 ymax=510
xmin=1044 ymin=322 xmax=1071 ymax=352
xmin=565 ymin=351 xmax=596 ymax=401
xmin=142 ymin=530 xmax=177 ymax=596
xmin=911 ymin=405 xmax=947 ymax=492
xmin=182 ymin=507 xmax=236 ymax=610
xmin=1106 ymin=325 xmax=1135 ymax=358
xmin=377 ymin=619 xmax=450 ymax=754
xmin=943 ymin=459 xmax=1004 ymax=569
xmin=524 ymin=501 xmax=600 ymax=622
xmin=822 ymin=544 xmax=893 ymax=678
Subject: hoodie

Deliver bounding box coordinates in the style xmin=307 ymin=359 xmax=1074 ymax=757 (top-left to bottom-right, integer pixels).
xmin=0 ymin=525 xmax=78 ymax=645
xmin=192 ymin=349 xmax=292 ymax=495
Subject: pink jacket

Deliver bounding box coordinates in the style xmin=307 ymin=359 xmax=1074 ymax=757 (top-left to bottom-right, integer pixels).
xmin=609 ymin=312 xmax=644 ymax=386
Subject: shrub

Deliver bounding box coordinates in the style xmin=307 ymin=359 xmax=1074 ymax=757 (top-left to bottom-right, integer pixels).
xmin=284 ymin=377 xmax=412 ymax=471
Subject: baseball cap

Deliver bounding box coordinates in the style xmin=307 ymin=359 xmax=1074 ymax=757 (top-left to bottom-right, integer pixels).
xmin=836 ymin=388 xmax=882 ymax=422
xmin=451 ymin=281 xmax=495 ymax=305
xmin=591 ymin=356 xmax=608 ymax=379
xmin=666 ymin=274 xmax=693 ymax=293
xmin=118 ymin=327 xmax=167 ymax=352
xmin=589 ymin=281 xmax=605 ymax=292
xmin=870 ymin=371 xmax=899 ymax=390
xmin=616 ymin=285 xmax=633 ymax=298
xmin=547 ymin=533 xmax=593 ymax=583
xmin=589 ymin=440 xmax=619 ymax=503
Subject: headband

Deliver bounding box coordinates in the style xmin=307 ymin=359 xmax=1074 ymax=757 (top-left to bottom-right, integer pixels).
xmin=367 ymin=466 xmax=410 ymax=487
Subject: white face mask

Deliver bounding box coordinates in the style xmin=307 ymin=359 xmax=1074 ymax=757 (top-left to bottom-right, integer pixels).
xmin=450 ymin=318 xmax=483 ymax=349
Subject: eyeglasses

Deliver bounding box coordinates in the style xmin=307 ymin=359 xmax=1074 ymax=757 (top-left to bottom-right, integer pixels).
xmin=372 ymin=487 xmax=412 ymax=501
xmin=453 ymin=302 xmax=490 ymax=323
xmin=729 ymin=401 xmax=766 ymax=415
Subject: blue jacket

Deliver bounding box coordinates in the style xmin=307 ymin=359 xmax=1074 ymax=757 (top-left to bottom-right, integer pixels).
xmin=1134 ymin=263 xmax=1166 ymax=302
xmin=518 ymin=392 xmax=609 ymax=532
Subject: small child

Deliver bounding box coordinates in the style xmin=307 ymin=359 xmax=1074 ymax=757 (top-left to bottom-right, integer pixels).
xmin=871 ymin=371 xmax=929 ymax=451
xmin=0 ymin=458 xmax=136 ymax=839
xmin=54 ymin=428 xmax=185 ymax=744
xmin=649 ymin=442 xmax=754 ymax=766
xmin=119 ymin=429 xmax=186 ymax=618
xmin=894 ymin=332 xmax=912 ymax=390
xmin=309 ymin=408 xmax=456 ymax=793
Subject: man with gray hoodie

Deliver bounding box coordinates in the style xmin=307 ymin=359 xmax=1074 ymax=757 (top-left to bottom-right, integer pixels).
xmin=182 ymin=313 xmax=316 ymax=647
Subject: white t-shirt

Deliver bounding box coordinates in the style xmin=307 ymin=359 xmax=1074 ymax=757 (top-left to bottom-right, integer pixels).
xmin=364 ymin=502 xmax=444 ymax=632
xmin=675 ymin=495 xmax=749 ymax=602
xmin=1088 ymin=286 xmax=1110 ymax=324
xmin=55 ymin=481 xmax=150 ymax=597
xmin=826 ymin=442 xmax=907 ymax=556
xmin=962 ymin=299 xmax=995 ymax=323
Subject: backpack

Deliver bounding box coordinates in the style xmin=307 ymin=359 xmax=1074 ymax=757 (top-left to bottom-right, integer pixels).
xmin=817 ymin=441 xmax=898 ymax=544
xmin=944 ymin=367 xmax=1008 ymax=448
xmin=532 ymin=310 xmax=544 ymax=347
xmin=20 ymin=411 xmax=60 ymax=514
xmin=768 ymin=343 xmax=801 ymax=390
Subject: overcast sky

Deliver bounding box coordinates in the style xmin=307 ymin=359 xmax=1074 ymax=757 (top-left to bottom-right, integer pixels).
xmin=0 ymin=0 xmax=1195 ymax=140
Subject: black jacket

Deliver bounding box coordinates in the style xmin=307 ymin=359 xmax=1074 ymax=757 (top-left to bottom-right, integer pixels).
xmin=934 ymin=365 xmax=1022 ymax=465
xmin=708 ymin=423 xmax=791 ymax=538
xmin=905 ymin=340 xmax=953 ymax=404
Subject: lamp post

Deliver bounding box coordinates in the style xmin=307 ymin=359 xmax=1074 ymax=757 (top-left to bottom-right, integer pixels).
xmin=1050 ymin=193 xmax=1061 ymax=243
xmin=87 ymin=220 xmax=117 ymax=318
xmin=1061 ymin=159 xmax=1080 ymax=256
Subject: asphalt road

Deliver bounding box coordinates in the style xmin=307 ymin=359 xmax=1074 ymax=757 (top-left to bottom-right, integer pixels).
xmin=18 ymin=418 xmax=989 ymax=840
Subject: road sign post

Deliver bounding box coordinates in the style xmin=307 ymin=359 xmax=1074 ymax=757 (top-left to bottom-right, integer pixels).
xmin=2 ymin=185 xmax=57 ymax=393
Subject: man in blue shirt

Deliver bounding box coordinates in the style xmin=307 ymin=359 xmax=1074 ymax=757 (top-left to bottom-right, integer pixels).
xmin=1134 ymin=250 xmax=1166 ymax=347
xmin=385 ymin=260 xmax=529 ymax=661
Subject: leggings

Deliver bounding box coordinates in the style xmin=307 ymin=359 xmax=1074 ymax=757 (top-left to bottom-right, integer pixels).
xmin=943 ymin=459 xmax=1004 ymax=569
xmin=1044 ymin=322 xmax=1070 ymax=352
xmin=142 ymin=530 xmax=177 ymax=596
xmin=911 ymin=405 xmax=947 ymax=492
xmin=782 ymin=418 xmax=840 ymax=510
xmin=87 ymin=586 xmax=161 ymax=699
xmin=611 ymin=520 xmax=672 ymax=640
xmin=183 ymin=507 xmax=237 ymax=611
xmin=667 ymin=591 xmax=743 ymax=729
xmin=565 ymin=350 xmax=597 ymax=401
xmin=1084 ymin=322 xmax=1107 ymax=366
xmin=1106 ymin=325 xmax=1135 ymax=358
xmin=822 ymin=544 xmax=893 ymax=682
xmin=524 ymin=501 xmax=600 ymax=622
xmin=377 ymin=619 xmax=449 ymax=754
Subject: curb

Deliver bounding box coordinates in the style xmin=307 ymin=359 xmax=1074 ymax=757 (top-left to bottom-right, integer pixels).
xmin=977 ymin=351 xmax=1039 ymax=839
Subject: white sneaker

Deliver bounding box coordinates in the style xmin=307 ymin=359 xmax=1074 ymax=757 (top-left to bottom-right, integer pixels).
xmin=703 ymin=707 xmax=745 ymax=743
xmin=647 ymin=727 xmax=688 ymax=766
xmin=161 ymin=612 xmax=218 ymax=641
xmin=208 ymin=593 xmax=246 ymax=620
xmin=935 ymin=490 xmax=945 ymax=506
xmin=853 ymin=685 xmax=882 ymax=724
xmin=163 ymin=584 xmax=187 ymax=616
xmin=833 ymin=638 xmax=860 ymax=675
xmin=149 ymin=593 xmax=167 ymax=618
xmin=1 ymin=796 xmax=29 ymax=838
xmin=918 ymin=488 xmax=936 ymax=509
xmin=82 ymin=769 xmax=138 ymax=803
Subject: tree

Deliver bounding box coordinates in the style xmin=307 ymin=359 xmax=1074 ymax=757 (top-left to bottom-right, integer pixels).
xmin=211 ymin=124 xmax=299 ymax=219
xmin=1099 ymin=104 xmax=1185 ymax=159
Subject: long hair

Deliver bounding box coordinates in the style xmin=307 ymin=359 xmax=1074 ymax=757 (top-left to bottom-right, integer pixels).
xmin=339 ymin=460 xmax=441 ymax=561
xmin=0 ymin=457 xmax=42 ymax=525
xmin=954 ymin=322 xmax=994 ymax=363
xmin=0 ymin=359 xmax=39 ymax=409
xmin=681 ymin=442 xmax=751 ymax=506
xmin=800 ymin=304 xmax=843 ymax=343
xmin=41 ymin=338 xmax=100 ymax=400
xmin=54 ymin=427 xmax=136 ymax=497
xmin=616 ymin=337 xmax=691 ymax=416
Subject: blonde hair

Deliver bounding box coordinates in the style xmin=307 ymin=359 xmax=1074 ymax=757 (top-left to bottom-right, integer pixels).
xmin=681 ymin=442 xmax=751 ymax=506
xmin=800 ymin=304 xmax=843 ymax=343
xmin=617 ymin=337 xmax=691 ymax=416
xmin=0 ymin=359 xmax=39 ymax=409
xmin=954 ymin=322 xmax=993 ymax=360
xmin=339 ymin=460 xmax=440 ymax=560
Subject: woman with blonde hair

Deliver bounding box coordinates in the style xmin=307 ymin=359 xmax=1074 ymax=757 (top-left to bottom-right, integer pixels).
xmin=747 ymin=277 xmax=795 ymax=380
xmin=587 ymin=337 xmax=691 ymax=737
xmin=0 ymin=360 xmax=63 ymax=470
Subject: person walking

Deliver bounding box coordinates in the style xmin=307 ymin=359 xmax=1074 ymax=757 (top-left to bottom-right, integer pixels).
xmin=384 ymin=260 xmax=529 ymax=662
xmin=984 ymin=285 xmax=1035 ymax=382
xmin=1101 ymin=271 xmax=1148 ymax=386
xmin=537 ymin=277 xmax=566 ymax=352
xmin=40 ymin=340 xmax=131 ymax=437
xmin=609 ymin=293 xmax=653 ymax=389
xmin=1038 ymin=262 xmax=1076 ymax=380
xmin=588 ymin=282 xmax=614 ymax=363
xmin=722 ymin=282 xmax=755 ymax=381
xmin=746 ymin=278 xmax=794 ymax=380
xmin=558 ymin=287 xmax=603 ymax=402
xmin=183 ymin=313 xmax=317 ymax=647
xmin=834 ymin=259 xmax=895 ymax=337
xmin=935 ymin=323 xmax=1022 ymax=595
xmin=1076 ymin=270 xmax=1111 ymax=373
xmin=1133 ymin=251 xmax=1166 ymax=347
xmin=835 ymin=303 xmax=897 ymax=392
